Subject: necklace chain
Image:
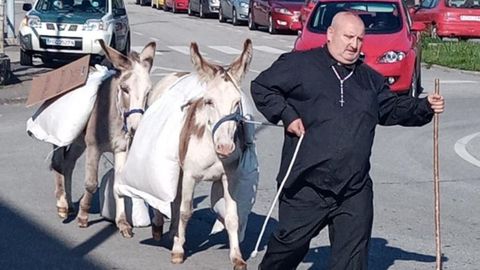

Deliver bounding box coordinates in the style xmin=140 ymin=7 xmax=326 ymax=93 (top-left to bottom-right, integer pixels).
xmin=331 ymin=65 xmax=354 ymax=107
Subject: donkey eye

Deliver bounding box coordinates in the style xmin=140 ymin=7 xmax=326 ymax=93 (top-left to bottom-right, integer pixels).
xmin=204 ymin=99 xmax=214 ymax=106
xmin=120 ymin=85 xmax=129 ymax=93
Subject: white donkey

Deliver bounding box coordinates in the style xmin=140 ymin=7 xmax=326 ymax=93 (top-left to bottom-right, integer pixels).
xmin=51 ymin=40 xmax=156 ymax=237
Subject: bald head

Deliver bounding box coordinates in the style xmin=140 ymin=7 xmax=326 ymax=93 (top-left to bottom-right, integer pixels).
xmin=327 ymin=12 xmax=365 ymax=65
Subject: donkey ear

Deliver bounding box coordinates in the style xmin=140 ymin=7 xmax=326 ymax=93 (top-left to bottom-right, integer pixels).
xmin=190 ymin=42 xmax=217 ymax=79
xmin=98 ymin=39 xmax=132 ymax=70
xmin=140 ymin=41 xmax=156 ymax=72
xmin=228 ymin=39 xmax=253 ymax=83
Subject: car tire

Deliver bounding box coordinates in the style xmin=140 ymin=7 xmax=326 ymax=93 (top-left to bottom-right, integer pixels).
xmin=430 ymin=24 xmax=438 ymax=39
xmin=219 ymin=5 xmax=226 ymax=22
xmin=20 ymin=49 xmax=33 ymax=66
xmin=187 ymin=2 xmax=193 ymax=15
xmin=232 ymin=8 xmax=239 ymax=25
xmin=409 ymin=67 xmax=421 ymax=97
xmin=122 ymin=34 xmax=131 ymax=55
xmin=248 ymin=10 xmax=257 ymax=30
xmin=268 ymin=14 xmax=277 ymax=34
xmin=199 ymin=2 xmax=205 ymax=18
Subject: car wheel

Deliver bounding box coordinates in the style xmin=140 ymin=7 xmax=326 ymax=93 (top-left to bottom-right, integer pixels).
xmin=268 ymin=14 xmax=277 ymax=34
xmin=219 ymin=5 xmax=226 ymax=22
xmin=122 ymin=34 xmax=131 ymax=55
xmin=409 ymin=67 xmax=421 ymax=97
xmin=20 ymin=49 xmax=33 ymax=66
xmin=430 ymin=24 xmax=438 ymax=39
xmin=199 ymin=2 xmax=205 ymax=18
xmin=248 ymin=10 xmax=257 ymax=30
xmin=163 ymin=2 xmax=169 ymax=11
xmin=232 ymin=8 xmax=239 ymax=25
xmin=187 ymin=2 xmax=193 ymax=15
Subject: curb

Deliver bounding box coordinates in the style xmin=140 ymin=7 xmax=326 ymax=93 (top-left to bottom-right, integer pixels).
xmin=421 ymin=62 xmax=480 ymax=76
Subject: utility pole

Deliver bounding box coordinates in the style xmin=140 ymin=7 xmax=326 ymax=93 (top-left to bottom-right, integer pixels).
xmin=1 ymin=0 xmax=12 ymax=85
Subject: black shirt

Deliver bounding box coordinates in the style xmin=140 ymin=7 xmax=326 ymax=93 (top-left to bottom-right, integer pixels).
xmin=251 ymin=46 xmax=434 ymax=196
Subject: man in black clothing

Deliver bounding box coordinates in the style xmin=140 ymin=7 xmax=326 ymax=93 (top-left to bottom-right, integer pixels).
xmin=251 ymin=12 xmax=445 ymax=269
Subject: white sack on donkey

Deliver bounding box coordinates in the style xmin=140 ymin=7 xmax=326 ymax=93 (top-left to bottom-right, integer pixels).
xmin=26 ymin=65 xmax=115 ymax=146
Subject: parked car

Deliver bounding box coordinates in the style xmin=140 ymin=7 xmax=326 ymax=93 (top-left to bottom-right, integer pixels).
xmin=411 ymin=0 xmax=480 ymax=39
xmin=151 ymin=0 xmax=165 ymax=9
xmin=294 ymin=0 xmax=426 ymax=96
xmin=137 ymin=0 xmax=152 ymax=6
xmin=165 ymin=0 xmax=188 ymax=12
xmin=219 ymin=0 xmax=249 ymax=24
xmin=18 ymin=0 xmax=130 ymax=66
xmin=300 ymin=0 xmax=318 ymax=24
xmin=188 ymin=0 xmax=220 ymax=17
xmin=248 ymin=0 xmax=303 ymax=34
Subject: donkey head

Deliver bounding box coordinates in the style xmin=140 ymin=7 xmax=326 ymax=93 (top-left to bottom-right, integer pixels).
xmin=99 ymin=39 xmax=156 ymax=135
xmin=190 ymin=39 xmax=252 ymax=158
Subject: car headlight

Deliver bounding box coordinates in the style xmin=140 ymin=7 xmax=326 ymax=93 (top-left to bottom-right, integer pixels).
xmin=379 ymin=51 xmax=406 ymax=63
xmin=274 ymin=7 xmax=292 ymax=15
xmin=83 ymin=20 xmax=106 ymax=31
xmin=27 ymin=16 xmax=41 ymax=28
xmin=239 ymin=2 xmax=248 ymax=8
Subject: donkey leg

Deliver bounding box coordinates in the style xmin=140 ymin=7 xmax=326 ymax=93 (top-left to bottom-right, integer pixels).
xmin=152 ymin=209 xmax=165 ymax=241
xmin=171 ymin=174 xmax=195 ymax=264
xmin=221 ymin=176 xmax=247 ymax=270
xmin=113 ymin=151 xmax=133 ymax=238
xmin=76 ymin=145 xmax=101 ymax=228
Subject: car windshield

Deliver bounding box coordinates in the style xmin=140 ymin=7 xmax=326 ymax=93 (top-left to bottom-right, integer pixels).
xmin=446 ymin=0 xmax=480 ymax=8
xmin=308 ymin=2 xmax=403 ymax=34
xmin=35 ymin=0 xmax=108 ymax=13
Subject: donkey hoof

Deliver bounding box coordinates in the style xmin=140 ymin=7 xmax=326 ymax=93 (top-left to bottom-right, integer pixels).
xmin=120 ymin=227 xmax=134 ymax=238
xmin=57 ymin=207 xmax=69 ymax=219
xmin=152 ymin=224 xmax=163 ymax=241
xmin=77 ymin=217 xmax=88 ymax=228
xmin=171 ymin=253 xmax=184 ymax=264
xmin=233 ymin=258 xmax=247 ymax=270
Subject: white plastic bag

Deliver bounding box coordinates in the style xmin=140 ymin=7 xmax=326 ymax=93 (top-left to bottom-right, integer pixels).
xmin=26 ymin=65 xmax=115 ymax=146
xmin=99 ymin=168 xmax=151 ymax=227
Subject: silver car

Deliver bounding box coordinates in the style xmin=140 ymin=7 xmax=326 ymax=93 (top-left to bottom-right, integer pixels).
xmin=188 ymin=0 xmax=220 ymax=17
xmin=219 ymin=0 xmax=249 ymax=25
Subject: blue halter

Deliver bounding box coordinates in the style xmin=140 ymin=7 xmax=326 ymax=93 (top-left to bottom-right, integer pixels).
xmin=122 ymin=108 xmax=145 ymax=133
xmin=211 ymin=108 xmax=244 ymax=139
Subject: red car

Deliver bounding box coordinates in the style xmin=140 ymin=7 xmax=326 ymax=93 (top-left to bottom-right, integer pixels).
xmin=248 ymin=0 xmax=303 ymax=34
xmin=300 ymin=0 xmax=318 ymax=24
xmin=411 ymin=0 xmax=480 ymax=39
xmin=295 ymin=0 xmax=426 ymax=96
xmin=164 ymin=0 xmax=189 ymax=12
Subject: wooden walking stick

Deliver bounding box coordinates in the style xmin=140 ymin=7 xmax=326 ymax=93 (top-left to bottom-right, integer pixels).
xmin=433 ymin=79 xmax=442 ymax=270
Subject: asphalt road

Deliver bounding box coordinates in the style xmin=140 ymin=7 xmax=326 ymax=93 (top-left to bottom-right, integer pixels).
xmin=1 ymin=2 xmax=480 ymax=269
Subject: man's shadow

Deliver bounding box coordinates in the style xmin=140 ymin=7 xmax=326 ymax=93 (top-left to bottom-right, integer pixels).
xmin=302 ymin=237 xmax=448 ymax=270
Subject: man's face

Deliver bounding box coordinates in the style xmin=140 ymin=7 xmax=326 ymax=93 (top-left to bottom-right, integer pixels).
xmin=327 ymin=19 xmax=365 ymax=65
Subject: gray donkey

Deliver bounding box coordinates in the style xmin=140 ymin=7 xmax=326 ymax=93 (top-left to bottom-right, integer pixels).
xmin=51 ymin=40 xmax=156 ymax=237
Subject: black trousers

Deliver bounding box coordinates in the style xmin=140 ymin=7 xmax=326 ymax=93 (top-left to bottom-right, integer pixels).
xmin=259 ymin=179 xmax=373 ymax=270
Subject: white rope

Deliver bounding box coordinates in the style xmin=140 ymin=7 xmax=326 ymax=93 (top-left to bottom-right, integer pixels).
xmin=250 ymin=133 xmax=305 ymax=259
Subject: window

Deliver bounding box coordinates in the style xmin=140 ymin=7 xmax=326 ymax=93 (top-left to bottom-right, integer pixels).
xmin=308 ymin=2 xmax=403 ymax=34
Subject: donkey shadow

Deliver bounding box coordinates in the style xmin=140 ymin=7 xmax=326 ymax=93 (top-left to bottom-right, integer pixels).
xmin=302 ymin=237 xmax=448 ymax=270
xmin=140 ymin=195 xmax=277 ymax=260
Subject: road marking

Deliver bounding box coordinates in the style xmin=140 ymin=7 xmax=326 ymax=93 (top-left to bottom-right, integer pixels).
xmin=150 ymin=37 xmax=160 ymax=42
xmin=440 ymin=80 xmax=478 ymax=84
xmin=454 ymin=132 xmax=480 ymax=168
xmin=250 ymin=69 xmax=260 ymax=74
xmin=208 ymin=46 xmax=241 ymax=55
xmin=167 ymin=46 xmax=191 ymax=55
xmin=254 ymin=46 xmax=286 ymax=54
xmin=131 ymin=46 xmax=163 ymax=55
xmin=133 ymin=31 xmax=144 ymax=36
xmin=152 ymin=66 xmax=183 ymax=72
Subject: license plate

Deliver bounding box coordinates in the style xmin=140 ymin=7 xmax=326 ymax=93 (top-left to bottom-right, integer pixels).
xmin=45 ymin=38 xmax=75 ymax=47
xmin=460 ymin=15 xmax=480 ymax=22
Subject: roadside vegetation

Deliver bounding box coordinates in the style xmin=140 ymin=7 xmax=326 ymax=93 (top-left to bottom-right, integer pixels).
xmin=421 ymin=37 xmax=480 ymax=72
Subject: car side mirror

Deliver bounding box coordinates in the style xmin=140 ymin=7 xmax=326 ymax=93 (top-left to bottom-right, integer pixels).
xmin=114 ymin=8 xmax=126 ymax=16
xmin=23 ymin=3 xmax=32 ymax=11
xmin=411 ymin=21 xmax=426 ymax=32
